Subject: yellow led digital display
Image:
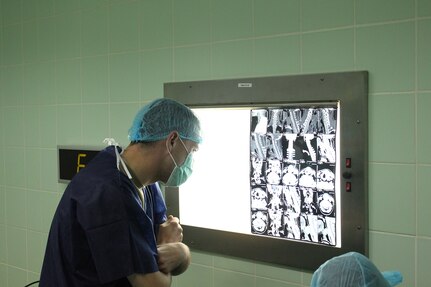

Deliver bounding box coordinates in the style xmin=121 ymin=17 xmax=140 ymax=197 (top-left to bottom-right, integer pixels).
xmin=58 ymin=147 xmax=100 ymax=182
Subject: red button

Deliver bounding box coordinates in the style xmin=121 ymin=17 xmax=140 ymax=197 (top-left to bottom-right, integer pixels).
xmin=346 ymin=182 xmax=351 ymax=192
xmin=346 ymin=158 xmax=351 ymax=168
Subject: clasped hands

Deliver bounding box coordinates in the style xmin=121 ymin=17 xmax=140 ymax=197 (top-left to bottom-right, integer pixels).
xmin=157 ymin=215 xmax=190 ymax=275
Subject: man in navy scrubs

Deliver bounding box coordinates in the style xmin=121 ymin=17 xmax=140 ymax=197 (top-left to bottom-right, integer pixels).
xmin=40 ymin=98 xmax=201 ymax=287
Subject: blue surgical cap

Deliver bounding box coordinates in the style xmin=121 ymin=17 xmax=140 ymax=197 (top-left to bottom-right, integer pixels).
xmin=311 ymin=252 xmax=403 ymax=287
xmin=128 ymin=98 xmax=202 ymax=143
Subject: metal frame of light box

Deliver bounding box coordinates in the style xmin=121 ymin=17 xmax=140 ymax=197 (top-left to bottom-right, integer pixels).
xmin=163 ymin=71 xmax=368 ymax=271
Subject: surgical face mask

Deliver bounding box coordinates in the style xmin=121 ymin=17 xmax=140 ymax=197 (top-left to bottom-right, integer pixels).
xmin=166 ymin=138 xmax=193 ymax=187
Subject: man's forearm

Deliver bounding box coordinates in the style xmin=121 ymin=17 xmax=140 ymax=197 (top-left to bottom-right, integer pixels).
xmin=171 ymin=243 xmax=190 ymax=276
xmin=157 ymin=242 xmax=191 ymax=275
xmin=127 ymin=271 xmax=172 ymax=287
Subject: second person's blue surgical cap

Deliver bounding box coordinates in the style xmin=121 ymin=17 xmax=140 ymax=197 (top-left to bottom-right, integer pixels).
xmin=310 ymin=252 xmax=403 ymax=287
xmin=128 ymin=98 xmax=202 ymax=143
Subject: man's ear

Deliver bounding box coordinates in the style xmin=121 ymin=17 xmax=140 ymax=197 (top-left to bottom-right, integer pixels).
xmin=166 ymin=131 xmax=179 ymax=147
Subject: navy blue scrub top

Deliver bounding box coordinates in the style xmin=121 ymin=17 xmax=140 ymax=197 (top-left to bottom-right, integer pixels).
xmin=40 ymin=146 xmax=167 ymax=287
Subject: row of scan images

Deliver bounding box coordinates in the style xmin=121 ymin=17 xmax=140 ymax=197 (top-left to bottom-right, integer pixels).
xmin=250 ymin=185 xmax=336 ymax=246
xmin=251 ymin=133 xmax=336 ymax=163
xmin=251 ymin=107 xmax=337 ymax=136
xmin=251 ymin=159 xmax=336 ymax=191
xmin=251 ymin=185 xmax=336 ymax=217
xmin=251 ymin=211 xmax=336 ymax=246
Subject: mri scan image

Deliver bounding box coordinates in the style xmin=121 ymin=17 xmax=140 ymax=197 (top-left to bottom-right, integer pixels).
xmin=251 ymin=211 xmax=268 ymax=234
xmin=250 ymin=106 xmax=337 ymax=246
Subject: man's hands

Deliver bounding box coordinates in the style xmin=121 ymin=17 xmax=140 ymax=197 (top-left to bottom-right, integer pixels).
xmin=157 ymin=215 xmax=183 ymax=244
xmin=157 ymin=215 xmax=190 ymax=276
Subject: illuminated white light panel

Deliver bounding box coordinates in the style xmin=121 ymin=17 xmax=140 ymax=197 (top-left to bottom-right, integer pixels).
xmin=180 ymin=105 xmax=341 ymax=247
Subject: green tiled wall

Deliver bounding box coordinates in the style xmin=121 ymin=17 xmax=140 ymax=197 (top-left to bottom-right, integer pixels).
xmin=355 ymin=0 xmax=415 ymax=24
xmin=0 ymin=1 xmax=430 ymax=286
xmin=369 ymin=93 xmax=416 ymax=163
xmin=301 ymin=0 xmax=354 ymax=31
xmin=302 ymin=28 xmax=354 ymax=73
xmin=356 ymin=22 xmax=415 ymax=93
xmin=254 ymin=0 xmax=300 ymax=36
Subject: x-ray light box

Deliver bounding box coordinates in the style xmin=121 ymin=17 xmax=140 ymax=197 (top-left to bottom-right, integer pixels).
xmin=164 ymin=71 xmax=368 ymax=271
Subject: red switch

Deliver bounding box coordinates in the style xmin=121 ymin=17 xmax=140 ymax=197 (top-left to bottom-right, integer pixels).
xmin=346 ymin=182 xmax=351 ymax=192
xmin=346 ymin=158 xmax=351 ymax=168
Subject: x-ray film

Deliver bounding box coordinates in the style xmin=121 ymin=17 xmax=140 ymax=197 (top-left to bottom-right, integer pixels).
xmin=250 ymin=107 xmax=338 ymax=246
